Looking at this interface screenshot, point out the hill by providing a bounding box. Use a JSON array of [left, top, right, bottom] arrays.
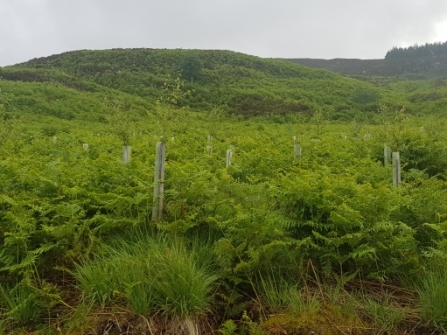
[[5, 48, 410, 120], [285, 56, 447, 79]]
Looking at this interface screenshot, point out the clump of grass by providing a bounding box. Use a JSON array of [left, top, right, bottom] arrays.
[[73, 233, 217, 333], [0, 280, 43, 325], [74, 259, 118, 308], [417, 268, 447, 328], [340, 292, 359, 319], [363, 295, 406, 334], [0, 278, 60, 334], [154, 244, 217, 318], [324, 284, 360, 321], [287, 289, 321, 317], [255, 273, 297, 315], [75, 234, 163, 313]]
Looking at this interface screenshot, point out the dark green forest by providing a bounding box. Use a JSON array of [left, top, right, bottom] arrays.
[[385, 41, 447, 59], [1, 48, 447, 335]]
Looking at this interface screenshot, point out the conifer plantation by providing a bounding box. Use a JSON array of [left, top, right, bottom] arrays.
[[1, 48, 447, 334]]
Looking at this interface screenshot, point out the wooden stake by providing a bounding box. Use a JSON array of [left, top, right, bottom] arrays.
[[152, 142, 166, 221], [83, 143, 89, 151]]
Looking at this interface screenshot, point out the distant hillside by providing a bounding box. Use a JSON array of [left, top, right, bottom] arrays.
[[286, 56, 447, 79], [5, 48, 410, 120]]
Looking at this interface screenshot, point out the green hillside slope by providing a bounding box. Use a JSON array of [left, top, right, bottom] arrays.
[[0, 67, 159, 124], [11, 49, 409, 118]]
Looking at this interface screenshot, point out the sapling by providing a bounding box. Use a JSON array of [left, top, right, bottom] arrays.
[[110, 111, 132, 163], [152, 141, 166, 221], [311, 111, 326, 138]]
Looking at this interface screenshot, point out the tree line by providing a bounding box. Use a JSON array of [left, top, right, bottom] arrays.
[[385, 41, 447, 59]]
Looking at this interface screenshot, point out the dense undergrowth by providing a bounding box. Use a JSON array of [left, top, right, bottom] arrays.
[[1, 49, 447, 334]]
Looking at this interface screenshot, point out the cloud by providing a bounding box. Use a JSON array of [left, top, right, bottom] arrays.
[[1, 0, 447, 65]]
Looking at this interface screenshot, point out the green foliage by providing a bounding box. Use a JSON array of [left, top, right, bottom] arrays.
[[218, 319, 238, 335], [255, 273, 298, 315], [2, 48, 447, 333], [0, 279, 60, 330], [0, 281, 42, 324], [12, 48, 409, 116], [275, 165, 417, 279], [417, 267, 447, 327], [363, 295, 406, 334], [287, 291, 321, 317], [74, 233, 217, 319], [41, 126, 58, 137], [154, 243, 217, 319], [180, 55, 203, 83], [240, 310, 264, 335], [105, 99, 133, 145], [351, 87, 380, 110]]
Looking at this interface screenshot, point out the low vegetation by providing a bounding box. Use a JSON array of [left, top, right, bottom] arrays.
[[1, 48, 447, 334]]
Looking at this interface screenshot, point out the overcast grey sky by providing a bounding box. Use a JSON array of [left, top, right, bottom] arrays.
[[1, 0, 447, 66]]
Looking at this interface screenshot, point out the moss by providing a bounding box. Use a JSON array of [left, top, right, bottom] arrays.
[[262, 304, 365, 335]]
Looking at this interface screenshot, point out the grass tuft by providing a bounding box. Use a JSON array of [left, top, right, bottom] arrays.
[[256, 273, 298, 315], [363, 295, 406, 334], [74, 233, 217, 323], [154, 243, 217, 319], [417, 268, 447, 328], [0, 280, 43, 325]]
